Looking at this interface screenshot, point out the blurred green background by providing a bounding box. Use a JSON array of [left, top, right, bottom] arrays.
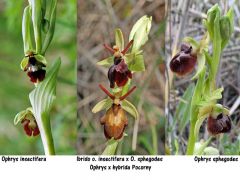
[[0, 0, 77, 154]]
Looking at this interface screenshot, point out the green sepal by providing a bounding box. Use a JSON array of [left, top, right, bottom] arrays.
[[14, 107, 34, 125], [96, 56, 114, 67], [121, 99, 138, 120], [211, 104, 229, 118], [92, 98, 112, 113], [115, 28, 124, 51], [20, 57, 29, 70], [183, 36, 199, 50]]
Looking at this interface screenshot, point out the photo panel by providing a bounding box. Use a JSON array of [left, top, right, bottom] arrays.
[[166, 0, 239, 155], [0, 0, 77, 155], [77, 0, 166, 155]]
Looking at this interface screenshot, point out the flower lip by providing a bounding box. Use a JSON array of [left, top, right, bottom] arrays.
[[207, 113, 231, 135], [25, 56, 46, 83], [107, 59, 132, 88], [170, 43, 197, 76], [21, 118, 40, 137], [100, 104, 128, 140]]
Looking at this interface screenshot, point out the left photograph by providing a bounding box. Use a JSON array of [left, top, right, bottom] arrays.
[[0, 0, 77, 155]]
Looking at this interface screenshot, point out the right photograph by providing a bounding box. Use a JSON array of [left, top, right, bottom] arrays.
[[166, 0, 240, 155]]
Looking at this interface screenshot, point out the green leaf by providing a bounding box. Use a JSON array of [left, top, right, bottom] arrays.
[[22, 6, 33, 54], [115, 28, 124, 51], [30, 58, 61, 116], [102, 139, 119, 155], [129, 15, 152, 52], [121, 99, 138, 120], [92, 98, 112, 113], [191, 53, 205, 80], [96, 56, 113, 67], [173, 83, 195, 133], [29, 58, 61, 155]]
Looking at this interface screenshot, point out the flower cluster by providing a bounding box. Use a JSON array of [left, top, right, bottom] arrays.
[[92, 16, 152, 142]]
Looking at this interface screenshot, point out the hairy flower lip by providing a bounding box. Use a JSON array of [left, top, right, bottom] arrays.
[[207, 113, 231, 135], [170, 44, 197, 76], [21, 119, 40, 137], [25, 56, 46, 83], [108, 59, 132, 88], [100, 104, 128, 140]]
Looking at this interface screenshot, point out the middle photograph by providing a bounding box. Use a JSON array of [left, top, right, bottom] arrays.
[[77, 0, 166, 155]]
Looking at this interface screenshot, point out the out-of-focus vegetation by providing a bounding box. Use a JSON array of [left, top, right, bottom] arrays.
[[77, 0, 166, 155], [0, 0, 77, 155]]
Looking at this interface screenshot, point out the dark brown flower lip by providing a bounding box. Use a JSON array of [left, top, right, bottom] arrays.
[[24, 56, 46, 83], [170, 44, 197, 76], [207, 113, 231, 135], [107, 59, 132, 88], [21, 119, 40, 137]]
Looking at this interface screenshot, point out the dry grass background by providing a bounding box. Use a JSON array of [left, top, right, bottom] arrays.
[[77, 0, 166, 155], [166, 0, 240, 154]]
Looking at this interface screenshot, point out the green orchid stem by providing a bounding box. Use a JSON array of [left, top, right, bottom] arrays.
[[40, 113, 55, 155], [186, 121, 196, 155]]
